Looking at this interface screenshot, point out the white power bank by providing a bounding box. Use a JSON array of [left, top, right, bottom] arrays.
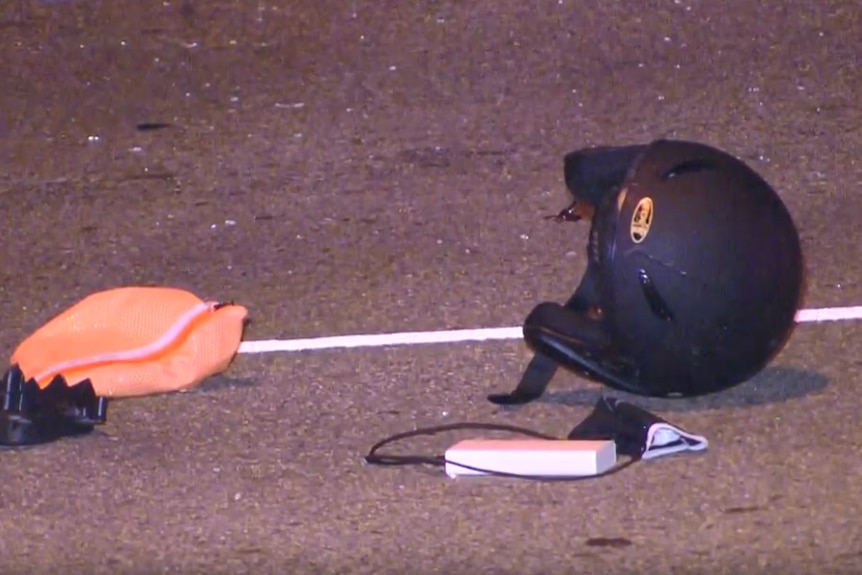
[[444, 439, 617, 478]]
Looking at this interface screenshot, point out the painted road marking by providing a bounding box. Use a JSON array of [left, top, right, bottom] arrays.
[[237, 305, 862, 354]]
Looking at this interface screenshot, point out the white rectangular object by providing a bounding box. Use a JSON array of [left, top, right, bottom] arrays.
[[444, 439, 617, 478]]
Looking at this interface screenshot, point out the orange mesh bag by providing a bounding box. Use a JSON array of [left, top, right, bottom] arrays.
[[10, 286, 249, 398]]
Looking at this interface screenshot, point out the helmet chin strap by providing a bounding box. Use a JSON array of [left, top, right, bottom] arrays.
[[487, 262, 604, 406]]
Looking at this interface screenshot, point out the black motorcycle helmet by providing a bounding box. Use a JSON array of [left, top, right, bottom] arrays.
[[489, 139, 805, 403]]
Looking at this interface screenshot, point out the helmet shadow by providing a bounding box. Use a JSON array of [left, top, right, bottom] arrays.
[[539, 364, 829, 412]]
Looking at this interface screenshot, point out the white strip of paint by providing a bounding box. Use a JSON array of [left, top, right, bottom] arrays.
[[236, 305, 862, 355], [238, 327, 523, 354], [794, 306, 862, 323]]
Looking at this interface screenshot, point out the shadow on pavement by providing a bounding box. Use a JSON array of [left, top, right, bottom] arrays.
[[538, 365, 829, 413]]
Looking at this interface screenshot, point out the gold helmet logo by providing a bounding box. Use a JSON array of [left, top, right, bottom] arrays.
[[630, 197, 654, 244]]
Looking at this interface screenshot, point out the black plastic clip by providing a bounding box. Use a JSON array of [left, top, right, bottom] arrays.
[[1, 364, 108, 447]]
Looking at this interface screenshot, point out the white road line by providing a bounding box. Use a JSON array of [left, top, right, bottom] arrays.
[[238, 327, 523, 354], [236, 305, 862, 355], [795, 306, 862, 323]]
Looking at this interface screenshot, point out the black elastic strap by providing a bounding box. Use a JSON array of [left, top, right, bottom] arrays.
[[487, 267, 602, 406], [486, 353, 560, 406], [364, 422, 638, 481]]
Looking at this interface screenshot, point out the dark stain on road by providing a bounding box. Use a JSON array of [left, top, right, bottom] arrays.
[[585, 537, 632, 548]]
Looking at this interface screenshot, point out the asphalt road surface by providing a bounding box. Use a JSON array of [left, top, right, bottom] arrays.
[[2, 1, 862, 574]]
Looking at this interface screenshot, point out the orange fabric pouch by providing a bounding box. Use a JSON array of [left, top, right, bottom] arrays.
[[9, 286, 249, 398]]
